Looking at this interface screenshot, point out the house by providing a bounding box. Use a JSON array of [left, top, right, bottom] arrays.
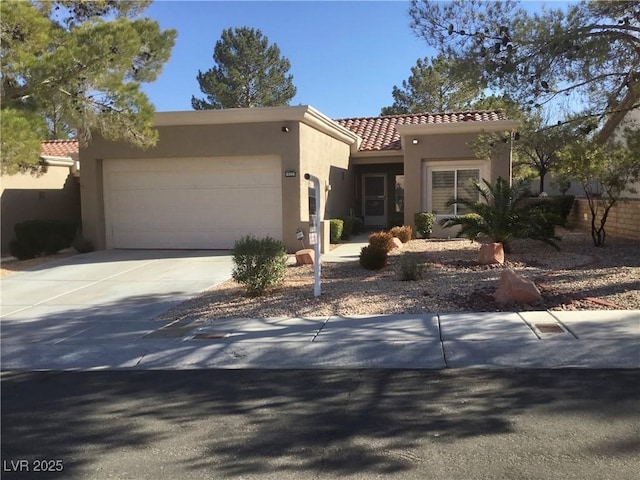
[[80, 106, 516, 253], [0, 140, 80, 254]]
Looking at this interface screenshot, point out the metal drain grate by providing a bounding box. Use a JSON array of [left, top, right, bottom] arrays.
[[193, 333, 228, 340], [535, 323, 565, 334]]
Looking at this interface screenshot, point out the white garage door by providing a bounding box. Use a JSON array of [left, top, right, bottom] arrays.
[[103, 156, 282, 249]]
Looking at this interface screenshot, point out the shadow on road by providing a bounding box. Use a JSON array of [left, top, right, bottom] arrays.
[[1, 369, 639, 479]]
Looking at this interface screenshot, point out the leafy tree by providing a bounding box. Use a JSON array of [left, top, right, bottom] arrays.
[[192, 27, 296, 110], [409, 0, 640, 128], [439, 177, 560, 252], [558, 125, 640, 247], [472, 111, 576, 194], [381, 54, 482, 115], [0, 1, 177, 175]]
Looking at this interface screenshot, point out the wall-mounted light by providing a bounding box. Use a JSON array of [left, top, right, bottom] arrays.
[[412, 138, 419, 145], [281, 126, 289, 133]]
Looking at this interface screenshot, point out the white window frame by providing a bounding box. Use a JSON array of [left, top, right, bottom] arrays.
[[423, 160, 488, 220]]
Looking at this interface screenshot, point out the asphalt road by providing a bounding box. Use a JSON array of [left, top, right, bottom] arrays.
[[1, 369, 639, 480]]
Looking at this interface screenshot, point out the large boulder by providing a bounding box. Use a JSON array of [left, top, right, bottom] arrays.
[[493, 269, 543, 304], [295, 248, 315, 266], [478, 242, 504, 265]]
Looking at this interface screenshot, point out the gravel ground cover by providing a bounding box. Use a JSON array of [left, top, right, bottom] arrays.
[[157, 229, 640, 323], [0, 251, 76, 277]]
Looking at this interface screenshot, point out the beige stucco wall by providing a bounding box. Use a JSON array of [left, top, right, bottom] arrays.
[[1, 167, 80, 253], [80, 119, 353, 253], [298, 122, 353, 252], [401, 131, 511, 237]]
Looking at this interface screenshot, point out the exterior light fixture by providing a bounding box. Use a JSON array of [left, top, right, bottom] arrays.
[[412, 138, 419, 145], [281, 126, 289, 133]]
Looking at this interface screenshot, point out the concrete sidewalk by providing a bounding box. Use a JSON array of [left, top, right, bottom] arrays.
[[2, 310, 638, 370]]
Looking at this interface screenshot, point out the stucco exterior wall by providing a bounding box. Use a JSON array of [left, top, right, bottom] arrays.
[[298, 122, 353, 252], [1, 168, 80, 254], [80, 118, 354, 253], [401, 131, 510, 236], [81, 122, 302, 251]]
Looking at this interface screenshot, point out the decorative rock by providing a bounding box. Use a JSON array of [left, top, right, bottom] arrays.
[[295, 249, 315, 266], [493, 269, 543, 304], [392, 237, 403, 250], [478, 242, 504, 265]]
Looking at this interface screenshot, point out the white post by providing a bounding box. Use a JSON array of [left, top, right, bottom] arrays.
[[304, 173, 322, 297]]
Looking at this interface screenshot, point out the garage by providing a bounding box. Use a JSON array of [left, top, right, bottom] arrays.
[[103, 156, 282, 249]]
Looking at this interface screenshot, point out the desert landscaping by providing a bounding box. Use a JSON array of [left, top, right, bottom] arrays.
[[156, 228, 640, 323]]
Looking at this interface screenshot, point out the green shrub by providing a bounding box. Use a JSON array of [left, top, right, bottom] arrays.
[[359, 245, 388, 270], [531, 196, 575, 226], [232, 236, 288, 296], [340, 217, 354, 240], [72, 235, 94, 254], [12, 220, 77, 257], [329, 219, 344, 244], [9, 239, 37, 260], [390, 225, 412, 243], [397, 254, 425, 281], [352, 217, 364, 235], [439, 178, 560, 252], [414, 212, 436, 238], [368, 231, 395, 252]]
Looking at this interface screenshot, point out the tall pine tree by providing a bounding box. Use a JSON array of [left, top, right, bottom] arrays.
[[192, 27, 296, 110], [381, 54, 482, 115]]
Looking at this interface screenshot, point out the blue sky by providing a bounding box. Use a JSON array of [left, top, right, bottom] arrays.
[[141, 1, 551, 119]]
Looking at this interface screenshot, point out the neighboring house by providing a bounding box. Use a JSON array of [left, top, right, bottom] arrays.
[[0, 140, 80, 254], [80, 106, 516, 253]]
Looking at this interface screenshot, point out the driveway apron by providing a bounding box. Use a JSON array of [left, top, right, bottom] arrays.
[[0, 250, 232, 346]]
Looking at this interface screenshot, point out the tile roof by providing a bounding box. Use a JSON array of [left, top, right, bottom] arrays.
[[41, 140, 79, 158], [335, 110, 507, 152]]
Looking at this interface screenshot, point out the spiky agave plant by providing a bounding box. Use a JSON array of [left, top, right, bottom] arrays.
[[439, 177, 560, 253]]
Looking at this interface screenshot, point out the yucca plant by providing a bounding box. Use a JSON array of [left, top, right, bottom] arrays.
[[439, 177, 560, 253]]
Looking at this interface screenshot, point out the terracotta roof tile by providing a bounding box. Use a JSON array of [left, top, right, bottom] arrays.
[[41, 140, 79, 158], [335, 110, 507, 152]]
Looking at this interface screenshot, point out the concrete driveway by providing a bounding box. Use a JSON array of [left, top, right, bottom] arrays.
[[1, 250, 233, 346]]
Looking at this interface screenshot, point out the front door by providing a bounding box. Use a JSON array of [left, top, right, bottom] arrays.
[[362, 174, 387, 227]]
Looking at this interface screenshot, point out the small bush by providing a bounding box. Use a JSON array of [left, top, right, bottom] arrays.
[[329, 219, 344, 244], [12, 220, 76, 257], [340, 217, 354, 240], [359, 245, 388, 270], [72, 235, 94, 254], [232, 235, 288, 296], [414, 212, 436, 238], [390, 225, 412, 243], [368, 231, 395, 252], [9, 239, 37, 260], [551, 195, 576, 225], [397, 254, 425, 281], [352, 217, 364, 235]]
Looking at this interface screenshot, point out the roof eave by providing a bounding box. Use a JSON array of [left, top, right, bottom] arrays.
[[153, 106, 362, 152], [395, 119, 519, 136], [40, 155, 75, 167]]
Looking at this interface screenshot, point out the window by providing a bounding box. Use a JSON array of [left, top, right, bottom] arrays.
[[431, 169, 480, 215], [395, 175, 404, 213]]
